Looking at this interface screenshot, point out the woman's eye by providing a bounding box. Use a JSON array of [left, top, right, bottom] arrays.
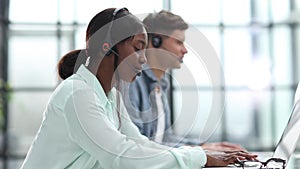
[[134, 47, 141, 52]]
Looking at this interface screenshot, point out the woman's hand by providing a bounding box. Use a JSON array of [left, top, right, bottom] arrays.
[[205, 151, 257, 167]]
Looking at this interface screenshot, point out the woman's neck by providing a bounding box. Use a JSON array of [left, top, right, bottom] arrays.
[[96, 56, 116, 95], [97, 75, 113, 95]]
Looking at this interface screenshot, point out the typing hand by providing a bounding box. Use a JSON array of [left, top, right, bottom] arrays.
[[205, 151, 257, 167]]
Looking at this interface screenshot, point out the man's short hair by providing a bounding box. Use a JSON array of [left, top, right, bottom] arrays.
[[143, 10, 188, 36]]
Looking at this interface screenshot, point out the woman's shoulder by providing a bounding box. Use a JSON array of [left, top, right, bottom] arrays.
[[50, 77, 92, 107]]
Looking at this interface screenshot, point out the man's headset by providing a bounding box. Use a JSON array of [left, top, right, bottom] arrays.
[[151, 34, 162, 48]]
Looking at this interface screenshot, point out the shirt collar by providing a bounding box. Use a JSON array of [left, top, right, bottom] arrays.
[[142, 64, 169, 91], [142, 64, 157, 82], [76, 64, 109, 104]]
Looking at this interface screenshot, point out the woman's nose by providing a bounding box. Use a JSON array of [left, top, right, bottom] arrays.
[[139, 51, 147, 65]]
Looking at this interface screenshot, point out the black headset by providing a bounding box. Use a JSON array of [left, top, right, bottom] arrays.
[[151, 34, 162, 48], [102, 7, 129, 56]]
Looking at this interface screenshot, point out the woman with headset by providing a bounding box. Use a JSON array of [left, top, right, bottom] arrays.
[[21, 8, 256, 169]]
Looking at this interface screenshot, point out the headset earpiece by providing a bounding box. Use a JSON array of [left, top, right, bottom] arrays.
[[101, 7, 129, 56], [85, 7, 128, 68], [151, 35, 162, 48], [102, 42, 112, 56]]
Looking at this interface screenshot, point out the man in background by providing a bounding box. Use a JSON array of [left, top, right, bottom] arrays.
[[122, 10, 245, 151]]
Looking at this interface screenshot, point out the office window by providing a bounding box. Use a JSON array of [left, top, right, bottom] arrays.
[[222, 0, 251, 25], [272, 26, 292, 86], [225, 90, 269, 148], [253, 0, 269, 23], [170, 0, 299, 153], [8, 32, 58, 88], [297, 28, 300, 80], [223, 28, 252, 86], [9, 1, 58, 23], [1, 0, 299, 168], [172, 0, 221, 24], [270, 0, 291, 23], [8, 92, 52, 155]]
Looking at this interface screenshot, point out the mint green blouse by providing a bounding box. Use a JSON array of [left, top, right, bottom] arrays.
[[20, 65, 207, 169]]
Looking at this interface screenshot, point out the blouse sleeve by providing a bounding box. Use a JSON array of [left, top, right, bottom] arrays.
[[64, 88, 206, 169]]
